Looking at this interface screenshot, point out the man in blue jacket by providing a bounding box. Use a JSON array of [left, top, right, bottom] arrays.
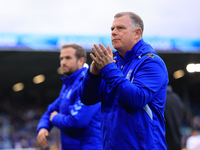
[[37, 44, 102, 150], [80, 12, 169, 149]]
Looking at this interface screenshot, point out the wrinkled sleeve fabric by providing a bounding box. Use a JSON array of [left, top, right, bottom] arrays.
[[37, 95, 60, 133], [51, 95, 101, 131], [80, 68, 103, 105], [36, 88, 63, 133], [100, 58, 168, 109]]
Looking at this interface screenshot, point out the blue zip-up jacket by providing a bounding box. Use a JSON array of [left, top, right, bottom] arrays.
[[80, 39, 169, 150], [37, 67, 102, 150]]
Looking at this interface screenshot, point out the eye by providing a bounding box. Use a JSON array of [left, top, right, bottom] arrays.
[[111, 27, 114, 31], [66, 56, 71, 60]]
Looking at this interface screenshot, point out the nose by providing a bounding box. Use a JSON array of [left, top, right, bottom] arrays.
[[60, 59, 67, 66], [111, 28, 117, 37]]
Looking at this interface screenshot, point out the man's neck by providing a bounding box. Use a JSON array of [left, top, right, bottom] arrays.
[[117, 38, 142, 59]]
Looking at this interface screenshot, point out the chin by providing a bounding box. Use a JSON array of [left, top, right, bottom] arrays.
[[64, 72, 73, 76], [63, 72, 68, 75], [112, 43, 119, 49], [113, 46, 120, 50]]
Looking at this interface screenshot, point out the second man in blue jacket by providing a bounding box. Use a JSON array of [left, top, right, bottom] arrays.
[[37, 44, 102, 150]]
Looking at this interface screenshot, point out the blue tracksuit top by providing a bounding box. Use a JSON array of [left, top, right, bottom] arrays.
[[80, 39, 169, 150], [37, 67, 103, 150]]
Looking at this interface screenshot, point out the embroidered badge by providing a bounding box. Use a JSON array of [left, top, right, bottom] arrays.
[[66, 89, 72, 99], [126, 70, 133, 80]]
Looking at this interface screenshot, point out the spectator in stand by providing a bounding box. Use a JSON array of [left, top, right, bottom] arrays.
[[164, 85, 184, 150], [37, 44, 102, 150], [186, 127, 200, 150]]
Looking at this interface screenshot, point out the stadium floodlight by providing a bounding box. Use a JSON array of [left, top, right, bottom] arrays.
[[13, 82, 24, 92], [173, 69, 185, 79], [186, 63, 200, 73], [33, 74, 45, 84]]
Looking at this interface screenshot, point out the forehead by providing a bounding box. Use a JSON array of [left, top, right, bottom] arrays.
[[111, 15, 131, 27], [60, 47, 76, 56]]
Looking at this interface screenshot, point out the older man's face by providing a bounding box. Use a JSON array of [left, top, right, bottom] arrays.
[[111, 15, 137, 53]]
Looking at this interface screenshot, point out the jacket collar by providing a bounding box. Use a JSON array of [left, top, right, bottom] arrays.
[[61, 67, 87, 86], [115, 39, 144, 64]]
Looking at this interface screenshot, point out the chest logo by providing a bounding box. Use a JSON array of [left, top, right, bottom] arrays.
[[66, 89, 72, 99], [62, 93, 65, 99], [126, 70, 133, 80]]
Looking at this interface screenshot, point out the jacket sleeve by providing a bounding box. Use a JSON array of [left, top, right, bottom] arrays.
[[36, 86, 64, 133], [51, 94, 101, 130], [100, 58, 168, 109], [80, 68, 103, 105]]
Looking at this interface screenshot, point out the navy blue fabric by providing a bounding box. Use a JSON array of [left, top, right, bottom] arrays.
[[37, 67, 102, 150], [80, 39, 169, 150]]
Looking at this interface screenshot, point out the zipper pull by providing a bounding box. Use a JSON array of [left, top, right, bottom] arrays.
[[121, 65, 123, 71]]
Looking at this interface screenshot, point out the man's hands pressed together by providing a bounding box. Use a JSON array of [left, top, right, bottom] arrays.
[[89, 44, 114, 75]]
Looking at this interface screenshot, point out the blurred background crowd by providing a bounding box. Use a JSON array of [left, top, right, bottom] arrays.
[[0, 93, 61, 150]]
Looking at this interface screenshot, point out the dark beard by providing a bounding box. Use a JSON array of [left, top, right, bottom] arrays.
[[63, 72, 73, 76]]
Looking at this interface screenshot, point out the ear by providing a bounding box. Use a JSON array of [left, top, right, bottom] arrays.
[[135, 28, 142, 39], [78, 57, 85, 68]]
